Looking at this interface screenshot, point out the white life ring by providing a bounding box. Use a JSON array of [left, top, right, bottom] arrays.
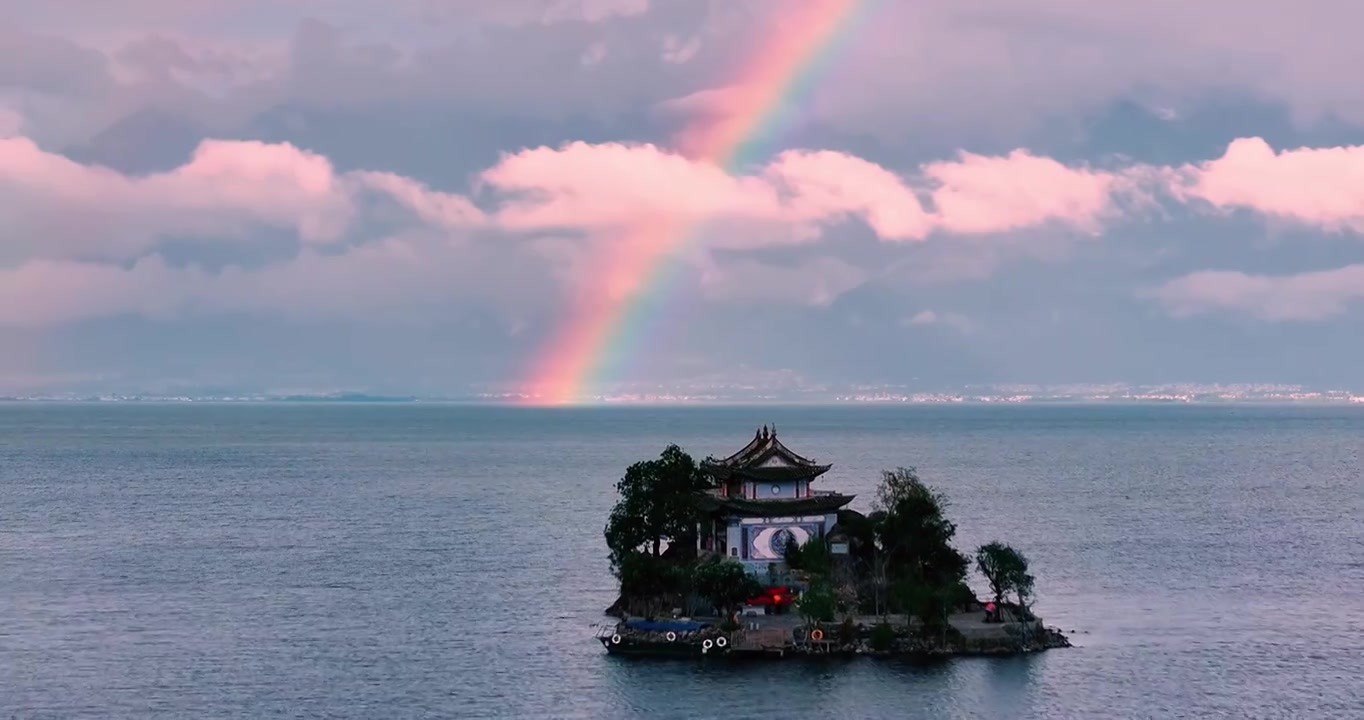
[[666, 631, 677, 642], [702, 639, 714, 650], [610, 634, 621, 645], [716, 636, 728, 648]]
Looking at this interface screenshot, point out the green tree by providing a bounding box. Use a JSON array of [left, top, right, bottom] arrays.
[[783, 535, 833, 578], [691, 559, 761, 616], [871, 468, 970, 623], [796, 580, 838, 624], [873, 468, 969, 588], [615, 550, 687, 601], [604, 444, 709, 570], [975, 541, 1035, 607]]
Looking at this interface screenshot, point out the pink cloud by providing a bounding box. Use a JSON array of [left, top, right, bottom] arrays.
[[13, 129, 1364, 329], [1173, 137, 1364, 233], [924, 150, 1124, 235], [0, 134, 502, 269], [0, 136, 353, 263], [159, 140, 349, 240], [1147, 264, 1364, 321], [481, 141, 783, 229], [354, 171, 486, 229], [764, 150, 931, 240], [652, 86, 758, 160], [480, 141, 1117, 244]]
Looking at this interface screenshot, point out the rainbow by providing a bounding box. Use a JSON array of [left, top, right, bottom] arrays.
[[522, 0, 878, 404]]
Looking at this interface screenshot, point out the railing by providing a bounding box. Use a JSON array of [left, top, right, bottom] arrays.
[[591, 622, 619, 640]]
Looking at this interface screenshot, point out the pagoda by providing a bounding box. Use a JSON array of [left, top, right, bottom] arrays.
[[695, 425, 854, 578]]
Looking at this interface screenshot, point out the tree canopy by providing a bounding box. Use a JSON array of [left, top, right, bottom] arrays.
[[604, 444, 715, 615], [873, 467, 970, 588], [604, 443, 709, 570], [869, 468, 971, 625], [783, 534, 833, 577], [975, 541, 1035, 607], [691, 559, 762, 615]]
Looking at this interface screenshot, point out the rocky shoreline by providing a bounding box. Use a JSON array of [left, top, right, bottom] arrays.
[[597, 616, 1072, 659]]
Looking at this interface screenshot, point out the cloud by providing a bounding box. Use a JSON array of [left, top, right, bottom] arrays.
[[0, 231, 551, 327], [0, 136, 355, 265], [11, 130, 1364, 329], [15, 0, 1364, 158], [661, 34, 701, 64], [481, 141, 781, 231], [923, 150, 1129, 235], [1147, 265, 1364, 321], [1172, 137, 1364, 233], [0, 132, 1138, 327], [14, 2, 1364, 392], [580, 41, 608, 66], [904, 309, 974, 333], [0, 107, 21, 137], [0, 28, 111, 95], [699, 256, 869, 306], [11, 0, 651, 32], [763, 150, 932, 240], [418, 0, 653, 26], [769, 0, 1364, 141], [538, 0, 650, 24], [480, 141, 1126, 245], [352, 171, 486, 229]]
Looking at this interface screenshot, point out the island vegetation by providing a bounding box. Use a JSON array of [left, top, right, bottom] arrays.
[[601, 443, 1069, 657]]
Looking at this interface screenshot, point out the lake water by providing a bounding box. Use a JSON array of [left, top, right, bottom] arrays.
[[1, 403, 1361, 718]]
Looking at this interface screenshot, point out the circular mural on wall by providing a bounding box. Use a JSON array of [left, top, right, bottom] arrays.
[[750, 525, 812, 560]]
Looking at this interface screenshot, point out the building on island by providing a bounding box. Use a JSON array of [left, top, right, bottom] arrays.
[[695, 426, 854, 588]]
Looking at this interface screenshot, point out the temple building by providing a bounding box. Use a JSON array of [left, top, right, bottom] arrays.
[[695, 426, 854, 579]]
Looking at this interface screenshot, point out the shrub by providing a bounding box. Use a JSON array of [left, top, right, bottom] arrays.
[[797, 582, 838, 623], [838, 616, 857, 644], [870, 622, 896, 652]]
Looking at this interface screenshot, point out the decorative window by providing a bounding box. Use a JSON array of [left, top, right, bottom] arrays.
[[770, 484, 781, 495]]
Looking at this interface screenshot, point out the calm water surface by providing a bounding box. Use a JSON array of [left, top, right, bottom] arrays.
[[1, 403, 1361, 718]]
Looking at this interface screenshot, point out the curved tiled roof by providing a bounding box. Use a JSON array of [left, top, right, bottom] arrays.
[[703, 426, 825, 470], [694, 493, 855, 517], [704, 464, 832, 482]]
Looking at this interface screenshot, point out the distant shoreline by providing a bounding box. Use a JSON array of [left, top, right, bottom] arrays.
[[3, 396, 1363, 406]]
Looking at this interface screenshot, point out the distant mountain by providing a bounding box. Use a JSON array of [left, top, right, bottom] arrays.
[[64, 107, 208, 174], [277, 393, 420, 402]]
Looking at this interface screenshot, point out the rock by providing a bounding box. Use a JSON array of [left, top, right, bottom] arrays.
[[1042, 627, 1072, 648]]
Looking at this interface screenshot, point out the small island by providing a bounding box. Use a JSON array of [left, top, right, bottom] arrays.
[[595, 426, 1071, 658]]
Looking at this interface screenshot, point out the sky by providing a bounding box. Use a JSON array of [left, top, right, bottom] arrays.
[[3, 0, 1364, 399]]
